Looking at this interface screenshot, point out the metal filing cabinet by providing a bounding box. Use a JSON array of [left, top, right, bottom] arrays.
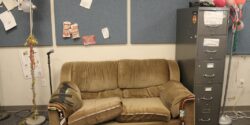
[[176, 7, 229, 125]]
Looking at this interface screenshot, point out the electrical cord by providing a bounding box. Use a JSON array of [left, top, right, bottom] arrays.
[[224, 58, 250, 120]]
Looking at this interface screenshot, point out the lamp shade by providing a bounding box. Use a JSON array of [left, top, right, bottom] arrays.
[[214, 0, 227, 7], [20, 0, 36, 13]]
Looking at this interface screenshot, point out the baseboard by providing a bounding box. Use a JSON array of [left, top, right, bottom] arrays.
[[0, 105, 47, 112], [224, 106, 250, 112]]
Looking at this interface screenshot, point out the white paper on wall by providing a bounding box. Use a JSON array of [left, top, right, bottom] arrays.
[[0, 11, 17, 31], [80, 0, 93, 9], [204, 11, 224, 26], [203, 38, 220, 47], [2, 0, 18, 10], [19, 48, 43, 79], [102, 27, 110, 39]]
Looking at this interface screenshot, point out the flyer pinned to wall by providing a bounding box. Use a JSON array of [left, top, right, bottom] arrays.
[[0, 11, 17, 31], [19, 48, 43, 79]]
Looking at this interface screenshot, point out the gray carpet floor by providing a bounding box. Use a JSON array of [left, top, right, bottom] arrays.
[[0, 110, 250, 125], [0, 110, 49, 125], [226, 111, 250, 125]]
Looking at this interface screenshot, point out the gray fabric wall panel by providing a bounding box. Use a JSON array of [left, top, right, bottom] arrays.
[[131, 0, 188, 44], [232, 2, 250, 55], [0, 0, 52, 47], [54, 0, 127, 46]]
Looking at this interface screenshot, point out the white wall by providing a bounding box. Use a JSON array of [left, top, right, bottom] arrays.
[[223, 56, 250, 106], [0, 0, 250, 106], [0, 45, 175, 106]]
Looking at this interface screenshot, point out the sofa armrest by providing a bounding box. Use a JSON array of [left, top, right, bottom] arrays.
[[48, 82, 83, 122], [159, 81, 194, 118], [48, 110, 61, 125], [181, 99, 195, 125]]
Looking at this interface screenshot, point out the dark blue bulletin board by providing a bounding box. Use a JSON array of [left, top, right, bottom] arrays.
[[131, 0, 188, 44], [0, 0, 52, 47], [231, 1, 250, 55], [54, 0, 127, 46]]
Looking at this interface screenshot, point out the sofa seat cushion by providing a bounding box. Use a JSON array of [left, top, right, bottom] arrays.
[[117, 98, 171, 122], [68, 97, 122, 125]]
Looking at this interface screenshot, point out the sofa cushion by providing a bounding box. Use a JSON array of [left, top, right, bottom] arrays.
[[122, 86, 161, 98], [118, 59, 169, 89], [71, 61, 118, 92], [117, 98, 171, 122], [81, 88, 123, 99], [68, 97, 122, 125]]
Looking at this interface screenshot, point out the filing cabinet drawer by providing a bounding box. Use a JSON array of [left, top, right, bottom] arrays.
[[197, 35, 227, 60], [197, 10, 228, 35], [195, 60, 225, 83], [194, 84, 222, 125], [196, 112, 220, 125], [194, 84, 222, 110]]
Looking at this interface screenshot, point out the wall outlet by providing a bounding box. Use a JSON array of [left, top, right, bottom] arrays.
[[237, 78, 245, 88]]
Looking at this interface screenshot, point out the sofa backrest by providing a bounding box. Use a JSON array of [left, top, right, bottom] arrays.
[[60, 61, 118, 92], [118, 59, 170, 89], [60, 59, 180, 99]]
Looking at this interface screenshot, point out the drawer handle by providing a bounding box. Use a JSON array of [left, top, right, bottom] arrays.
[[202, 109, 211, 113], [200, 118, 211, 122], [203, 74, 215, 78], [200, 97, 213, 101], [204, 50, 217, 53]]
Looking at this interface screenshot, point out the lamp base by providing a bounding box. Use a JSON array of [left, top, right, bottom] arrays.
[[26, 115, 46, 125], [0, 111, 10, 121], [219, 115, 232, 125]]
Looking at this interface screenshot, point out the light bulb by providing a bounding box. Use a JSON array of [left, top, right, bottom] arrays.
[[20, 0, 36, 13]]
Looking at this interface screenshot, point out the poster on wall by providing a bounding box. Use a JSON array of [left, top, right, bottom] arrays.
[[19, 48, 43, 79]]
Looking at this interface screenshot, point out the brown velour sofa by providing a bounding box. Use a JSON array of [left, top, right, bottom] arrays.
[[48, 59, 194, 125]]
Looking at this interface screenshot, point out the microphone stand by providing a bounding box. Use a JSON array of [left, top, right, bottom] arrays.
[[47, 50, 54, 95]]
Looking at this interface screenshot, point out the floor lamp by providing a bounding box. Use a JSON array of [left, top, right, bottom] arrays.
[[23, 0, 46, 124], [219, 29, 235, 125]]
